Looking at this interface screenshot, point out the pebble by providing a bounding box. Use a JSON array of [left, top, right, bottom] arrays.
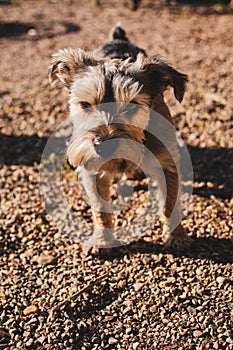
[[23, 305, 38, 315], [108, 337, 118, 345], [36, 254, 57, 266], [216, 276, 226, 285], [149, 305, 157, 313], [187, 306, 197, 315], [26, 338, 34, 347], [28, 28, 37, 36], [133, 283, 144, 292], [125, 327, 132, 334], [193, 330, 202, 338]]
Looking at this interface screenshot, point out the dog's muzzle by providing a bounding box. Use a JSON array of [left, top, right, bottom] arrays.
[[94, 137, 119, 158]]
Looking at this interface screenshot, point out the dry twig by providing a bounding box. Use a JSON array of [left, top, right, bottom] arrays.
[[47, 272, 109, 322]]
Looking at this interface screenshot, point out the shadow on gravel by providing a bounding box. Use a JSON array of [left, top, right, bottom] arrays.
[[129, 0, 233, 15], [117, 236, 233, 264], [174, 0, 230, 5], [188, 146, 233, 199], [1, 134, 232, 199], [188, 236, 233, 263], [0, 0, 13, 4], [0, 22, 33, 37], [0, 134, 48, 165], [0, 21, 80, 39], [166, 1, 232, 15]]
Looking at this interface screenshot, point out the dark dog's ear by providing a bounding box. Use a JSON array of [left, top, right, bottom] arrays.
[[128, 55, 188, 102], [109, 23, 129, 42], [49, 48, 98, 88]]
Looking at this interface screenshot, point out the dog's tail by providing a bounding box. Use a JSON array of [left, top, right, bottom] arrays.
[[109, 23, 129, 42]]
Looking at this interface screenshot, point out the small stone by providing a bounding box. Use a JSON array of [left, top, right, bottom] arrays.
[[125, 327, 132, 334], [205, 93, 226, 105], [187, 306, 197, 315], [161, 318, 169, 324], [37, 254, 57, 266], [197, 181, 206, 188], [226, 337, 233, 344], [196, 268, 202, 275], [23, 331, 30, 337], [23, 305, 38, 315], [133, 342, 140, 349], [37, 336, 46, 344], [28, 28, 37, 36], [103, 315, 114, 322], [193, 330, 202, 337], [133, 282, 144, 292], [0, 328, 9, 337], [142, 256, 151, 264], [26, 338, 34, 347], [108, 337, 118, 345], [149, 305, 157, 313], [216, 276, 226, 285]]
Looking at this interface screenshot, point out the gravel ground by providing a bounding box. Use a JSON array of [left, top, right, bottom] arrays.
[[0, 1, 233, 349]]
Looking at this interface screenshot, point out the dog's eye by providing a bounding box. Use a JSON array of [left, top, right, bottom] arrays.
[[80, 101, 92, 110]]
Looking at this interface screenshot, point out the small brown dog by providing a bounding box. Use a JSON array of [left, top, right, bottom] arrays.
[[49, 25, 192, 255]]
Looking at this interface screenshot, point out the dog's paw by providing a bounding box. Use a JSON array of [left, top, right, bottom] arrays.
[[82, 245, 114, 257], [82, 234, 123, 256], [164, 225, 193, 253]]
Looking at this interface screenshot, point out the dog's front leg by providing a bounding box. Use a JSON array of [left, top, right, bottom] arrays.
[[162, 166, 192, 252], [78, 167, 116, 255]]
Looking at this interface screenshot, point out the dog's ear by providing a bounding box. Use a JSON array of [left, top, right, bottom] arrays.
[[49, 48, 97, 88], [129, 55, 188, 103]]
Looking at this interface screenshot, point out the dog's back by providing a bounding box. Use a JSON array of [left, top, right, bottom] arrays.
[[93, 24, 146, 60]]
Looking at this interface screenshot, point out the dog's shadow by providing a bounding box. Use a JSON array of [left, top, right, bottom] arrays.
[[109, 235, 233, 264], [65, 235, 232, 326], [187, 146, 233, 200]]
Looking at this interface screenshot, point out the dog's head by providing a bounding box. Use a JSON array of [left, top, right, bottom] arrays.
[[49, 49, 188, 173]]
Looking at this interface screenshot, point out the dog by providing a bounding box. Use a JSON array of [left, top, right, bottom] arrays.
[[49, 24, 192, 255]]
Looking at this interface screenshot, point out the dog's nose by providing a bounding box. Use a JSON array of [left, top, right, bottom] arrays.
[[94, 137, 119, 158]]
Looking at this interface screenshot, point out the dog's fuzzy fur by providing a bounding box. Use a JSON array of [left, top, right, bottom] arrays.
[[49, 24, 192, 254]]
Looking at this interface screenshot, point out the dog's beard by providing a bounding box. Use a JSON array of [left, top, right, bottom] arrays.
[[67, 133, 145, 174], [67, 135, 98, 168]]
